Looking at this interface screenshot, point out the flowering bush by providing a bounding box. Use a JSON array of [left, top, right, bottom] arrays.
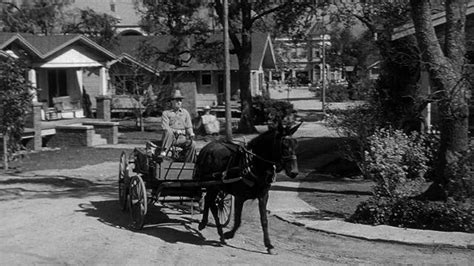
[[364, 128, 432, 198]]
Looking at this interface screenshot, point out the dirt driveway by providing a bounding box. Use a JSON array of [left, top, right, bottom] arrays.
[[1, 155, 472, 265]]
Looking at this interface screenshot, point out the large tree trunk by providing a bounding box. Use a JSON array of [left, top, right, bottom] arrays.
[[237, 32, 257, 133], [236, 0, 257, 133], [410, 0, 471, 200]]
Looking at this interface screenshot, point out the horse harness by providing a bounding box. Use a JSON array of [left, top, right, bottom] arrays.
[[216, 135, 295, 187]]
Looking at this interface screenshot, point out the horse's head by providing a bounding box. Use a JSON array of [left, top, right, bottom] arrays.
[[275, 122, 301, 179]]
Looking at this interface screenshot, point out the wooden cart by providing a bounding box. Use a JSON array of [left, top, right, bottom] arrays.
[[118, 142, 233, 230]]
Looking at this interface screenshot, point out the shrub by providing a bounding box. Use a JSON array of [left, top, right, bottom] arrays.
[[365, 128, 432, 198], [252, 95, 295, 126], [325, 83, 350, 102], [326, 103, 384, 174], [349, 197, 393, 225], [350, 197, 473, 232]]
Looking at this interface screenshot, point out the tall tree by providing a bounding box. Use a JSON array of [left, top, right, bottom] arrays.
[[63, 8, 120, 49], [410, 0, 471, 200], [0, 0, 72, 35], [138, 0, 314, 133]]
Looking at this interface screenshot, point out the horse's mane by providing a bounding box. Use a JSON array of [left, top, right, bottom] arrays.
[[247, 128, 276, 150]]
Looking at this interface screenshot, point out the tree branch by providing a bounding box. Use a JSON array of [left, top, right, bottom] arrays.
[[250, 2, 291, 25]]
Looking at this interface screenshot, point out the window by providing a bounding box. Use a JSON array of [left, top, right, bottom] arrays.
[[312, 48, 321, 59], [201, 72, 212, 86]]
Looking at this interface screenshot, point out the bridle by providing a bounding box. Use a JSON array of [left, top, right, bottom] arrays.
[[241, 132, 297, 185]]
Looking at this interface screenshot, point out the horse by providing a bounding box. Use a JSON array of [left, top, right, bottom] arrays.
[[193, 122, 302, 254]]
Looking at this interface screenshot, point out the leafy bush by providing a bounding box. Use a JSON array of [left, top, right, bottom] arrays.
[[325, 83, 350, 102], [365, 128, 432, 198], [0, 57, 33, 169], [326, 104, 384, 173], [350, 197, 473, 232], [252, 95, 295, 127]]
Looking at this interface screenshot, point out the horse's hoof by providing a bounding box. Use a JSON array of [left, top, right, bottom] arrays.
[[220, 237, 227, 245], [223, 231, 234, 239], [267, 248, 277, 255], [198, 222, 206, 230]]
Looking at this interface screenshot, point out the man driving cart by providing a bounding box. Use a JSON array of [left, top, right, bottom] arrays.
[[160, 89, 196, 162]]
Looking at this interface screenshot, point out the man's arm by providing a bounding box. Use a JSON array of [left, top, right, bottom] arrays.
[[161, 111, 173, 132], [183, 110, 195, 137]]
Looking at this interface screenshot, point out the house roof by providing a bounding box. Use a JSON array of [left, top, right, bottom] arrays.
[[0, 33, 116, 60], [392, 2, 474, 40], [111, 32, 276, 72]]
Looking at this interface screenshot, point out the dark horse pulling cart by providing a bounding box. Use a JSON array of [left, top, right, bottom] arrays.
[[118, 140, 234, 230], [118, 122, 301, 254]]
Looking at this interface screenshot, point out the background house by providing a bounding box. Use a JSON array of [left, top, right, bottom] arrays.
[[111, 32, 277, 117], [0, 33, 116, 120]]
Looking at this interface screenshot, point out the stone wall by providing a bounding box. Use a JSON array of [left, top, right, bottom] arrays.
[[83, 121, 119, 144], [48, 125, 94, 147]]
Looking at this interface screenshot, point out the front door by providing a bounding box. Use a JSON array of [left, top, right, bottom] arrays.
[[47, 69, 68, 107]]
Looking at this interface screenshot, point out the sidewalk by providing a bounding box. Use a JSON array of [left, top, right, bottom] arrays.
[[268, 181, 474, 250]]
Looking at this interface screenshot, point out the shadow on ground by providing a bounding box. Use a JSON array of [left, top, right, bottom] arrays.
[[0, 175, 116, 200], [78, 200, 224, 248]]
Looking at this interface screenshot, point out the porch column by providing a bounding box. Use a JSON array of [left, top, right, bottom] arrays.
[[31, 102, 43, 150], [100, 66, 108, 95], [76, 68, 83, 92], [28, 69, 38, 102]]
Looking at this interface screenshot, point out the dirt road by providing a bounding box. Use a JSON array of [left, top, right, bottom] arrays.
[[0, 161, 471, 265]]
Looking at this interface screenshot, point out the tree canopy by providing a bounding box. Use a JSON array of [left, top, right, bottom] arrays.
[[0, 0, 72, 35]]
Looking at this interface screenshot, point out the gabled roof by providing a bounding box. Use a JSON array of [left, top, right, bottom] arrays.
[[111, 32, 276, 72], [0, 33, 116, 60]]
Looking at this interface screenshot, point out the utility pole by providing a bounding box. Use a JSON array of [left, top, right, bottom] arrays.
[[223, 0, 232, 141], [321, 34, 326, 114]]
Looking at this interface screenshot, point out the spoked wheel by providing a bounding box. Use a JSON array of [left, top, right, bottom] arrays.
[[129, 175, 148, 230], [118, 151, 128, 211], [216, 191, 233, 227]]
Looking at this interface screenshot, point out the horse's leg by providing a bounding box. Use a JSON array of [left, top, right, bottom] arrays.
[[223, 196, 244, 240], [198, 191, 212, 230], [258, 192, 275, 254], [208, 193, 226, 244]]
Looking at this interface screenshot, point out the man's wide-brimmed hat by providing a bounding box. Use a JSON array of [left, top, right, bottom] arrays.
[[171, 89, 184, 100]]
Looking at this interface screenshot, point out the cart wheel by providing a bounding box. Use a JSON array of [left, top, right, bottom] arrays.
[[129, 175, 147, 230], [118, 151, 128, 211], [216, 192, 233, 227]]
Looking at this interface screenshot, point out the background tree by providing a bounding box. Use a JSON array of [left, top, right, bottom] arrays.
[[0, 1, 119, 50], [0, 56, 33, 171], [333, 1, 428, 130], [62, 8, 120, 50], [137, 0, 316, 133], [410, 0, 471, 200], [0, 0, 72, 35], [325, 27, 378, 100]]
